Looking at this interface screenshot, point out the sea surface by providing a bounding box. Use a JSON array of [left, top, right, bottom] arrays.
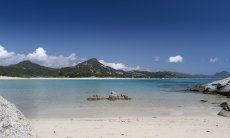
[[0, 78, 229, 118]]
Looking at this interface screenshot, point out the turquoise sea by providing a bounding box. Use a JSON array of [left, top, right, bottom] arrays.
[[0, 78, 229, 118]]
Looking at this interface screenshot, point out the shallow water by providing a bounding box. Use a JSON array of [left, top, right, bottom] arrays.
[[0, 78, 229, 118]]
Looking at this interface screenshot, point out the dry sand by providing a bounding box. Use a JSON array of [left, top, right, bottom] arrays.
[[30, 116, 230, 138]]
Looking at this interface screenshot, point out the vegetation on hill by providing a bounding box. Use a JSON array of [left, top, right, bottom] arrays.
[[60, 58, 131, 77], [0, 59, 229, 78], [0, 61, 59, 77]]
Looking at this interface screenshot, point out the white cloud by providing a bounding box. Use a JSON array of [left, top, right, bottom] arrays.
[[154, 56, 160, 62], [210, 57, 218, 63], [26, 47, 78, 68], [127, 66, 141, 71], [169, 55, 183, 63], [0, 45, 141, 70], [99, 60, 140, 71], [0, 46, 15, 58], [27, 47, 48, 61], [0, 45, 79, 68]]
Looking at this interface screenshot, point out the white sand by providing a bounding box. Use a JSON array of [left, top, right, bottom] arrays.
[[30, 116, 230, 138], [0, 76, 24, 79]]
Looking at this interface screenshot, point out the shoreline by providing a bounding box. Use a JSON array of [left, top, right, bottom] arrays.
[[0, 76, 218, 80], [30, 116, 230, 138]]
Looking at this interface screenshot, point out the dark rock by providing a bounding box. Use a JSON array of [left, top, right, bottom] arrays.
[[223, 106, 230, 111], [211, 102, 220, 105], [87, 92, 132, 101], [200, 100, 208, 103], [188, 85, 206, 92], [87, 94, 106, 101], [219, 102, 229, 108], [218, 109, 230, 117], [107, 91, 132, 101], [218, 102, 230, 117], [123, 95, 132, 100]]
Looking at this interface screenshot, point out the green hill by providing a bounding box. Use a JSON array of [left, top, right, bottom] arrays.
[[59, 58, 130, 77], [0, 60, 59, 77], [0, 58, 227, 78]]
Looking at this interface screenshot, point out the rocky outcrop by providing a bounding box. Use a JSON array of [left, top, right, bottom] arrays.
[[0, 96, 34, 137], [107, 91, 132, 101], [87, 91, 132, 101], [205, 77, 230, 93], [188, 78, 230, 117], [188, 77, 230, 96]]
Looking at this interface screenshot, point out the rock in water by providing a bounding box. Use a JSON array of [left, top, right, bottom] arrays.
[[189, 85, 206, 92], [107, 91, 132, 101], [87, 94, 106, 101], [0, 96, 34, 137], [200, 100, 208, 103]]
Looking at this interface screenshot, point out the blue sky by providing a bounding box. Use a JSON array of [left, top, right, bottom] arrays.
[[0, 0, 229, 74]]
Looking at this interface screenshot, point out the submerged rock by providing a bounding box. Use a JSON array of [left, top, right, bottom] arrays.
[[0, 96, 34, 137], [189, 85, 206, 92], [87, 92, 132, 101], [87, 94, 106, 101], [107, 91, 132, 101], [200, 100, 208, 103]]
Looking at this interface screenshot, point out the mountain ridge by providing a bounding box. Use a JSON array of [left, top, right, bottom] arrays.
[[0, 58, 229, 78]]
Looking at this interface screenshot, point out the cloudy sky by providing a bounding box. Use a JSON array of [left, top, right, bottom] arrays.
[[0, 0, 230, 74]]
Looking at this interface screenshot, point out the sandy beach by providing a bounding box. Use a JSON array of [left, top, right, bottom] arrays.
[[30, 116, 230, 138]]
